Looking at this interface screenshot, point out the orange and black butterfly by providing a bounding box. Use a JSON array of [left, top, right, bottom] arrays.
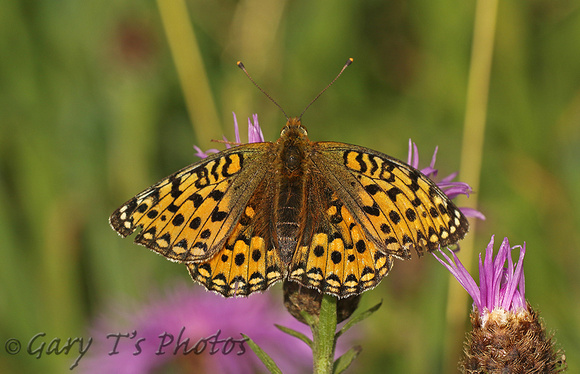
[[109, 59, 468, 298]]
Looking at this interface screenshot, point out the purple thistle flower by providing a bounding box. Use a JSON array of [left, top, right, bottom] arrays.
[[433, 237, 567, 372], [193, 113, 264, 159], [81, 284, 312, 374], [247, 113, 264, 143], [407, 139, 485, 220], [433, 235, 526, 318]]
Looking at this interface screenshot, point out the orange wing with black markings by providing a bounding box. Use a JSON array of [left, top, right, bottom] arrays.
[[187, 178, 285, 296], [279, 141, 468, 297], [288, 188, 394, 297], [311, 142, 468, 260], [109, 143, 275, 262], [110, 117, 468, 298]]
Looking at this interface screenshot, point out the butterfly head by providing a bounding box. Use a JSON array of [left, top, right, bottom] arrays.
[[280, 117, 308, 138]]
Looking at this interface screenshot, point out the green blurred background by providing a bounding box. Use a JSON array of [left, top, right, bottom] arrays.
[[1, 0, 579, 373]]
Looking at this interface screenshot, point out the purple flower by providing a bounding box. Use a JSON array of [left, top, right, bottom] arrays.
[[407, 139, 485, 220], [433, 235, 527, 318], [435, 237, 567, 372], [194, 113, 264, 158], [81, 284, 312, 374]]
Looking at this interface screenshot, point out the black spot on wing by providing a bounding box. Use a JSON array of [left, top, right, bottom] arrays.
[[211, 208, 228, 222], [208, 189, 225, 201], [188, 193, 203, 208], [407, 169, 421, 192], [330, 251, 342, 264], [355, 153, 367, 173], [387, 187, 402, 202], [363, 202, 381, 216], [170, 177, 182, 198], [172, 214, 185, 226], [368, 154, 379, 175], [234, 253, 245, 266], [364, 184, 380, 195], [189, 216, 201, 229], [314, 245, 325, 257]]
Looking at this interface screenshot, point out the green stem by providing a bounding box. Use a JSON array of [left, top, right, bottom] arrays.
[[312, 294, 338, 374]]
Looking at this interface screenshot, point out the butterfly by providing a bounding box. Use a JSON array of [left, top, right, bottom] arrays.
[[109, 114, 469, 298]]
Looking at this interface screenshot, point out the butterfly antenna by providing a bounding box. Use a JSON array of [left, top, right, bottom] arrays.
[[237, 61, 289, 120], [299, 58, 353, 120]]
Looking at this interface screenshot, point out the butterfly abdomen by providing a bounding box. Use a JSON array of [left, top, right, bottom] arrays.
[[273, 119, 314, 264], [275, 184, 302, 263]]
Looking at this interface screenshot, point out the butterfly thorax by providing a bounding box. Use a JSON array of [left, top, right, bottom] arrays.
[[278, 118, 310, 172], [274, 118, 312, 263]]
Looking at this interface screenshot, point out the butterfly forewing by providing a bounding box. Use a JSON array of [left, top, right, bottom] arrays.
[[311, 142, 468, 259], [109, 143, 275, 262]]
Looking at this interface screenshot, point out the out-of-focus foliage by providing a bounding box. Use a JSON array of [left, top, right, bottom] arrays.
[[0, 1, 578, 373]]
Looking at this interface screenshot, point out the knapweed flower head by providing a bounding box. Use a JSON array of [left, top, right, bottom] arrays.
[[434, 236, 567, 373], [407, 140, 485, 220], [434, 235, 525, 319], [81, 284, 312, 374]]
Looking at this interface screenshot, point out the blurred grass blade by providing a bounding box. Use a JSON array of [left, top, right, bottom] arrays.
[[156, 0, 222, 145], [275, 324, 313, 347], [335, 300, 382, 339], [241, 334, 283, 374], [446, 0, 498, 371], [333, 346, 362, 374]]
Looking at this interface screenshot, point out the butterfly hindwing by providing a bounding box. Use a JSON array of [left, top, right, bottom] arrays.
[[187, 177, 284, 296], [288, 184, 394, 297], [109, 143, 275, 262], [311, 142, 469, 259]]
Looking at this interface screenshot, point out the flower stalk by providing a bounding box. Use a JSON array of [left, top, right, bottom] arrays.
[[312, 294, 338, 374]]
